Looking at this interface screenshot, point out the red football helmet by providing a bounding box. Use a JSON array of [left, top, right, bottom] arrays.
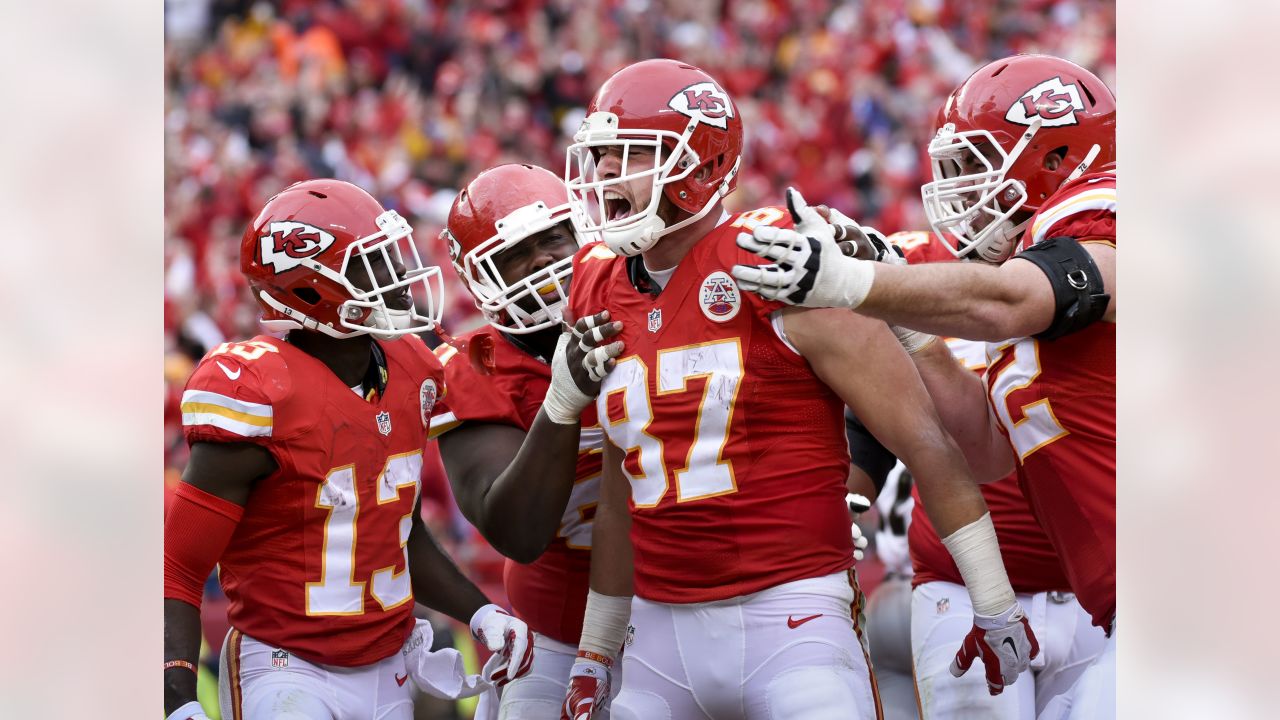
[[442, 164, 589, 334], [920, 54, 1116, 262], [565, 58, 743, 256], [240, 179, 444, 340]]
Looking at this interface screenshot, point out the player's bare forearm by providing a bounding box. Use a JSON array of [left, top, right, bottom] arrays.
[[862, 262, 1054, 341], [439, 416, 582, 563], [910, 341, 1015, 482], [407, 510, 492, 624], [163, 598, 202, 714], [588, 441, 633, 596], [785, 307, 991, 536]]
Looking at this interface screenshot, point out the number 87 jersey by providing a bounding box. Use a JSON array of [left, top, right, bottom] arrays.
[[568, 209, 857, 604], [180, 334, 444, 666]]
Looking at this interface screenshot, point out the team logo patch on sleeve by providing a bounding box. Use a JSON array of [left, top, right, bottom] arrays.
[[376, 410, 393, 436], [259, 221, 336, 274], [699, 271, 741, 322], [419, 378, 439, 427], [1005, 77, 1086, 127]]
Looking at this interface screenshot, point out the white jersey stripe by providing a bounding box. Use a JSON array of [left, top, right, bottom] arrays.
[[182, 411, 273, 438], [181, 389, 273, 419], [1031, 189, 1117, 246]]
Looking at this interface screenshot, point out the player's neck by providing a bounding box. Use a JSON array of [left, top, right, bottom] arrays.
[[504, 327, 559, 364], [286, 330, 374, 387], [642, 205, 724, 271]]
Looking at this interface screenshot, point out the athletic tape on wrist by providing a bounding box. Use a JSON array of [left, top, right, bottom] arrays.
[[578, 590, 631, 660], [940, 512, 1017, 617]]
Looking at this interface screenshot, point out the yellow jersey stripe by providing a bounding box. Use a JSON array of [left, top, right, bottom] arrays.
[[180, 402, 274, 427]]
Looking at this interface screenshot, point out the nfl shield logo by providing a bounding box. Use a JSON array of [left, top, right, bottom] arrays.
[[376, 411, 392, 436], [647, 308, 662, 333], [271, 649, 289, 669], [936, 598, 950, 615]]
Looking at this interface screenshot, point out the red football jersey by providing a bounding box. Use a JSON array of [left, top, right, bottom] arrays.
[[181, 334, 444, 666], [569, 209, 856, 604], [428, 326, 603, 645], [887, 232, 1071, 595], [990, 170, 1117, 628]]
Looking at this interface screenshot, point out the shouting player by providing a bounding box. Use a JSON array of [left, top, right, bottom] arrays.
[[559, 59, 1036, 720], [163, 180, 533, 720], [430, 163, 621, 718], [733, 54, 1117, 717]]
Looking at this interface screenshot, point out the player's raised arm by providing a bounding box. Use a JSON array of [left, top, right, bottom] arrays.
[[437, 313, 624, 563], [163, 442, 276, 717], [781, 306, 1038, 694]]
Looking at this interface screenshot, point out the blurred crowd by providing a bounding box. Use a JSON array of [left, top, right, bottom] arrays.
[[163, 1, 1114, 699]]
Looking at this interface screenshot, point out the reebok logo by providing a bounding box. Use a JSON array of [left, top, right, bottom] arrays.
[[395, 672, 408, 687], [216, 361, 241, 380], [787, 613, 822, 629]]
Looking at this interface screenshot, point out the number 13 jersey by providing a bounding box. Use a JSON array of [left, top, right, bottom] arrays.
[[568, 210, 856, 604], [180, 334, 444, 666]]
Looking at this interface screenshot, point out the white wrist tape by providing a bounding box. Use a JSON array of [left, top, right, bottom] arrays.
[[826, 253, 875, 309], [940, 512, 1017, 617], [892, 325, 937, 355], [543, 333, 593, 425], [578, 590, 631, 660]]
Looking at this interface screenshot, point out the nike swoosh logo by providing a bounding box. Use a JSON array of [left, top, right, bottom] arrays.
[[216, 361, 241, 380], [395, 673, 408, 687], [1002, 636, 1018, 658], [787, 613, 823, 629]]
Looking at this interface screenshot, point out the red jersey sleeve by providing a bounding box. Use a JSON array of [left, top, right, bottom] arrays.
[[888, 231, 955, 265], [429, 340, 522, 437], [714, 206, 796, 320], [1020, 172, 1117, 253], [181, 339, 295, 447]]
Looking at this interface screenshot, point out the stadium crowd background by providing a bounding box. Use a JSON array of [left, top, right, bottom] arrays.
[[163, 1, 1114, 716]]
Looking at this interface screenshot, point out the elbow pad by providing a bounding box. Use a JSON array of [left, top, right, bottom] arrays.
[[844, 407, 896, 495], [164, 482, 244, 608], [1017, 236, 1111, 341]]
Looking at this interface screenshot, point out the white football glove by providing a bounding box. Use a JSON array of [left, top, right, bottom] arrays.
[[165, 701, 211, 720], [951, 602, 1040, 695], [846, 493, 871, 562], [732, 187, 877, 309], [470, 604, 535, 688], [542, 311, 624, 424], [561, 653, 612, 720]]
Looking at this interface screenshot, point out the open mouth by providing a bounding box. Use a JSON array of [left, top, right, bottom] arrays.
[[535, 281, 559, 298], [604, 191, 633, 222]]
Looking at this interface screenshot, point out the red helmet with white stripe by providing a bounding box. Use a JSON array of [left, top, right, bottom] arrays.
[[920, 54, 1116, 263], [565, 59, 743, 256], [442, 164, 588, 334], [240, 179, 444, 340]]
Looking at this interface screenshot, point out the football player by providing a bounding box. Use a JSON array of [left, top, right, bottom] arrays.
[[430, 163, 621, 718], [163, 180, 534, 720], [559, 59, 1035, 720], [733, 54, 1117, 717], [847, 231, 1106, 719]]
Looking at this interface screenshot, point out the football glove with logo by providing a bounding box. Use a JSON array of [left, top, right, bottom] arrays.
[[732, 187, 878, 309], [470, 604, 535, 688], [951, 602, 1040, 695], [561, 652, 612, 720]]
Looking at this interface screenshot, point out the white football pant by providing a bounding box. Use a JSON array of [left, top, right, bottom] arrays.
[[218, 628, 413, 720], [499, 632, 619, 719], [611, 570, 881, 720], [910, 582, 1106, 719], [1036, 618, 1115, 720]]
